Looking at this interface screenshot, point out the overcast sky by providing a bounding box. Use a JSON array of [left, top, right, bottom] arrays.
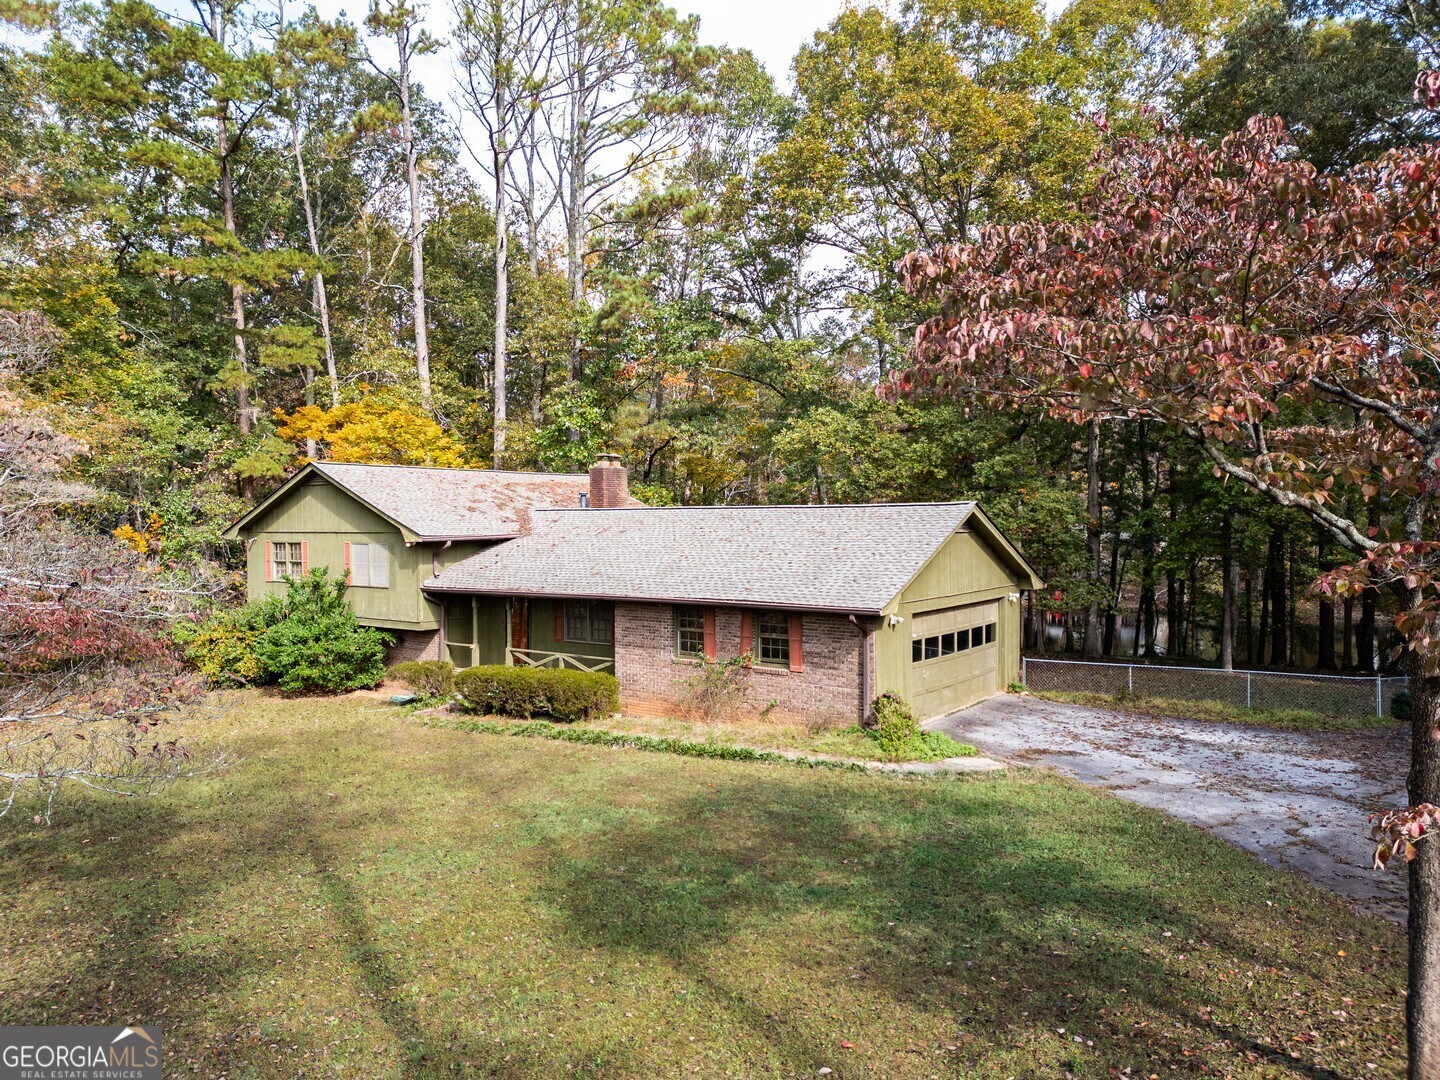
[[304, 0, 851, 107]]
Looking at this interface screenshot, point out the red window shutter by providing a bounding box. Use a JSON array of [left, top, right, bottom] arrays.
[[342, 541, 352, 585], [554, 602, 566, 642], [739, 610, 753, 656], [703, 608, 716, 661], [300, 541, 310, 574], [788, 613, 804, 673], [264, 540, 274, 582]]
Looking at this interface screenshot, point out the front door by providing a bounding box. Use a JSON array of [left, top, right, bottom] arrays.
[[510, 598, 529, 654]]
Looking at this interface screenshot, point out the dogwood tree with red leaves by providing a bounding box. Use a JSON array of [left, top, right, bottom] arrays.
[[0, 333, 224, 822], [885, 108, 1440, 1076]]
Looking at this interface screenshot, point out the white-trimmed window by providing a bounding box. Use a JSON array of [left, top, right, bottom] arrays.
[[271, 541, 304, 580], [348, 542, 390, 588]]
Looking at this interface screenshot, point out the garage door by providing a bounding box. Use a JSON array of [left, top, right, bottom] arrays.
[[909, 601, 1000, 719]]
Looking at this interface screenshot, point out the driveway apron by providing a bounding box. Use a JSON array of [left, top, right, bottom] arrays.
[[929, 693, 1410, 921]]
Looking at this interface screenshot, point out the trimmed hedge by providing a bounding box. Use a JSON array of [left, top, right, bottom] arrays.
[[389, 659, 456, 699], [454, 665, 619, 722]]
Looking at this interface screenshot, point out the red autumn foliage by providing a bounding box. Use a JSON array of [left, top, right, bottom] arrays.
[[884, 104, 1440, 1071]]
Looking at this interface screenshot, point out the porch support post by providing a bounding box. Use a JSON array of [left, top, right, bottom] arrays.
[[471, 595, 479, 668]]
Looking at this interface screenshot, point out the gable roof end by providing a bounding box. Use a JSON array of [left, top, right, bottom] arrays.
[[221, 462, 593, 542]]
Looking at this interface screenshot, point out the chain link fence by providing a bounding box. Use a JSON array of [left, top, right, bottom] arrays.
[[1021, 657, 1407, 719]]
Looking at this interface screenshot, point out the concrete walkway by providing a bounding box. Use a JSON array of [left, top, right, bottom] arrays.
[[927, 693, 1410, 921]]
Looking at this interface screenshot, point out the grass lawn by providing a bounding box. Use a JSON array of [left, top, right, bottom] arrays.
[[1031, 689, 1402, 734], [0, 692, 1407, 1078]]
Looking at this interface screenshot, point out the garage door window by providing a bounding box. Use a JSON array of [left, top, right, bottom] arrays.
[[911, 619, 998, 664]]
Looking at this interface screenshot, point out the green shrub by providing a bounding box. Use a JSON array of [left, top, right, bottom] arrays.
[[173, 596, 285, 687], [543, 669, 620, 722], [250, 570, 393, 694], [455, 665, 619, 722], [389, 659, 456, 699], [455, 666, 545, 717], [865, 692, 976, 762], [871, 691, 922, 756], [1392, 689, 1412, 721]]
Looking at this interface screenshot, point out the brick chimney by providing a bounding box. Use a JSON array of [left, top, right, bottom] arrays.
[[588, 454, 628, 509]]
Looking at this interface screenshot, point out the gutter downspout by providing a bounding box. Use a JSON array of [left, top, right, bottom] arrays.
[[432, 538, 453, 579]]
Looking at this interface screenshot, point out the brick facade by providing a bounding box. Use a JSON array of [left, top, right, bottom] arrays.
[[387, 628, 441, 663], [614, 602, 868, 724]]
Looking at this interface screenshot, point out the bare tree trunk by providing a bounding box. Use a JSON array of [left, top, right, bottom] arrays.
[[1220, 517, 1237, 670], [1408, 648, 1440, 1080], [1268, 528, 1286, 667], [1187, 562, 1198, 656], [1244, 569, 1254, 664], [1343, 593, 1355, 668], [1082, 418, 1102, 659], [1255, 566, 1270, 666], [210, 3, 249, 441], [565, 64, 585, 382], [492, 83, 509, 468], [291, 116, 339, 407], [396, 34, 431, 409], [1102, 527, 1120, 656], [1165, 572, 1180, 658], [522, 145, 542, 274], [1317, 529, 1336, 669], [1287, 532, 1298, 666], [1359, 588, 1377, 673]]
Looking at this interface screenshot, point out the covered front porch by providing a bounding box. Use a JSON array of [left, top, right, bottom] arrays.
[[438, 594, 616, 674]]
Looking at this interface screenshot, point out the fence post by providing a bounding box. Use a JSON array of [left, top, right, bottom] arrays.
[[1022, 656, 1027, 686], [1376, 674, 1383, 718], [1246, 672, 1252, 708], [1128, 665, 1134, 693]]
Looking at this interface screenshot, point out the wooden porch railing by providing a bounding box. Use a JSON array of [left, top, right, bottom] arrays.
[[506, 647, 615, 674]]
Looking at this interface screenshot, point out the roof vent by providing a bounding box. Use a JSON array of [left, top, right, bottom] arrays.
[[579, 491, 590, 508]]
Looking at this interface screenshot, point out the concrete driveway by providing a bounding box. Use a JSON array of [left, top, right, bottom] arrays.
[[928, 693, 1410, 921]]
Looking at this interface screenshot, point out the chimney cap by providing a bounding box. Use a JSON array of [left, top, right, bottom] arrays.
[[595, 453, 622, 466]]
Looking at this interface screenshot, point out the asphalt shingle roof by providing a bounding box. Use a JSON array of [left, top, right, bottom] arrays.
[[312, 462, 591, 540], [425, 502, 980, 613]]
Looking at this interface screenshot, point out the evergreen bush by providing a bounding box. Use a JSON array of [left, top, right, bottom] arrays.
[[454, 665, 619, 722], [250, 570, 392, 693], [389, 659, 456, 699]]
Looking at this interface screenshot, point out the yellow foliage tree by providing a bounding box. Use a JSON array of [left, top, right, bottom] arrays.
[[276, 395, 470, 468], [113, 512, 163, 553]]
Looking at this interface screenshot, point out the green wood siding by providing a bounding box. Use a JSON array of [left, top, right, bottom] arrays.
[[528, 598, 615, 664], [874, 528, 1027, 719], [441, 595, 507, 667], [239, 477, 490, 631]]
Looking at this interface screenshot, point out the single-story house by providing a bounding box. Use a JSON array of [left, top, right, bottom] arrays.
[[225, 456, 1042, 722]]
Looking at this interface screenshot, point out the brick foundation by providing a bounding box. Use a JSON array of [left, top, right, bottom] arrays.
[[387, 628, 442, 664], [614, 602, 866, 724]]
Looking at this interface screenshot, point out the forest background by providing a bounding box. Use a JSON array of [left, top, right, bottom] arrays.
[[3, 0, 1434, 668]]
